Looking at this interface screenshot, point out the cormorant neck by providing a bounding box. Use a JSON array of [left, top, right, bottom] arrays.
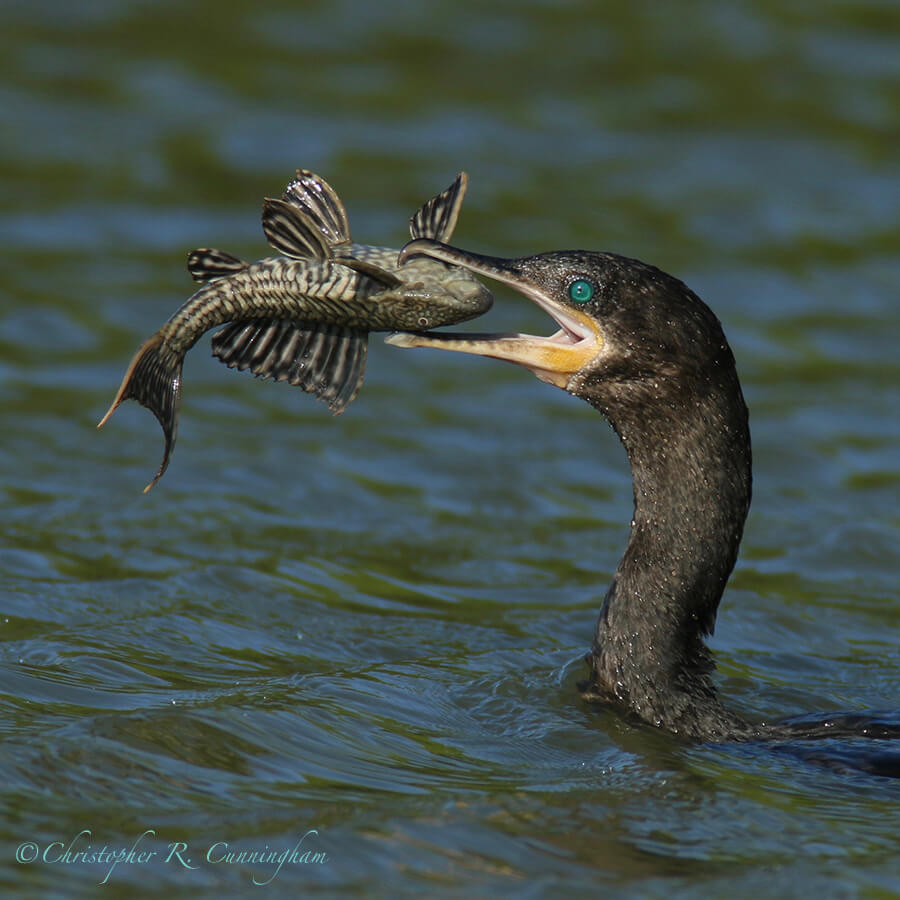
[[580, 360, 753, 738]]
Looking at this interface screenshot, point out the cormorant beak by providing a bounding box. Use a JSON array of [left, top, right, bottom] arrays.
[[386, 240, 603, 388]]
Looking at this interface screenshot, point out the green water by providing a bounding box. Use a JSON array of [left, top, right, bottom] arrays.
[[2, 1, 899, 897]]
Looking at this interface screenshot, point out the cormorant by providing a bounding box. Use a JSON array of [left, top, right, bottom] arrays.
[[388, 239, 899, 767]]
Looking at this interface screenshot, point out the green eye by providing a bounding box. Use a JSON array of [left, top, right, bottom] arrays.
[[568, 279, 594, 303]]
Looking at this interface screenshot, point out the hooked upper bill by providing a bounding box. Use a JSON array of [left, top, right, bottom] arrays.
[[388, 239, 604, 388]]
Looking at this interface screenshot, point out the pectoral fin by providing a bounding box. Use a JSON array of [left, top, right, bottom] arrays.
[[187, 248, 249, 282], [212, 320, 368, 414], [410, 172, 467, 242], [332, 257, 405, 289]]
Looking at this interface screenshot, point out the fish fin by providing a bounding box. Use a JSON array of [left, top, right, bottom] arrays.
[[332, 256, 404, 289], [97, 332, 182, 493], [330, 331, 368, 411], [211, 320, 368, 414], [282, 169, 352, 247], [262, 198, 334, 260], [410, 172, 467, 242], [187, 248, 249, 282]]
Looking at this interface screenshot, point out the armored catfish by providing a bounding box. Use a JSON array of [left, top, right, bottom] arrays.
[[98, 170, 492, 491]]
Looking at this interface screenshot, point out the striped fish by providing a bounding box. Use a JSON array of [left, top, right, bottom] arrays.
[[98, 171, 492, 491]]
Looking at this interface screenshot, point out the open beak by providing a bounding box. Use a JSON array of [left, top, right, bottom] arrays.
[[386, 240, 603, 388]]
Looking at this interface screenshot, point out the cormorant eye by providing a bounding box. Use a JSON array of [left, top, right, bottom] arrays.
[[568, 279, 594, 303]]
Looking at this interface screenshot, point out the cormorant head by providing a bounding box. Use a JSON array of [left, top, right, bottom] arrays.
[[388, 240, 737, 417]]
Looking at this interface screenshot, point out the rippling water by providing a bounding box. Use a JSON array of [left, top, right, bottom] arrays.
[[2, 1, 899, 897]]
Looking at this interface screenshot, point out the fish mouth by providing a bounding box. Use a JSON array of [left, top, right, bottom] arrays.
[[386, 240, 603, 388], [442, 276, 495, 318], [392, 254, 494, 323]]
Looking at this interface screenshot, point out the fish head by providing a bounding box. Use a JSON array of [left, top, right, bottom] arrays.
[[395, 254, 494, 328]]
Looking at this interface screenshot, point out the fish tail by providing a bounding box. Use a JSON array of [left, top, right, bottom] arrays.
[[97, 332, 183, 492]]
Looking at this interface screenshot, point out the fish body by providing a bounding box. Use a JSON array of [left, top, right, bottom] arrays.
[[98, 171, 492, 491]]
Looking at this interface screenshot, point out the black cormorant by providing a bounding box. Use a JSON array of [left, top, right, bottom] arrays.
[[388, 239, 899, 765]]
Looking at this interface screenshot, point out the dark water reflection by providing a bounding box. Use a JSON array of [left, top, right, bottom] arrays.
[[2, 1, 899, 897]]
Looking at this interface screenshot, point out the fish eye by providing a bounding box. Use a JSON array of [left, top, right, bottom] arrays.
[[568, 279, 594, 303]]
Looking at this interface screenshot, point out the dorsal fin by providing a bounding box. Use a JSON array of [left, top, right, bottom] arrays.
[[261, 198, 333, 260], [211, 320, 368, 414], [187, 248, 249, 283], [410, 172, 467, 242], [282, 169, 352, 247]]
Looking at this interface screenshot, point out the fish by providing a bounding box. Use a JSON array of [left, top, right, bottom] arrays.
[[97, 170, 493, 492]]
